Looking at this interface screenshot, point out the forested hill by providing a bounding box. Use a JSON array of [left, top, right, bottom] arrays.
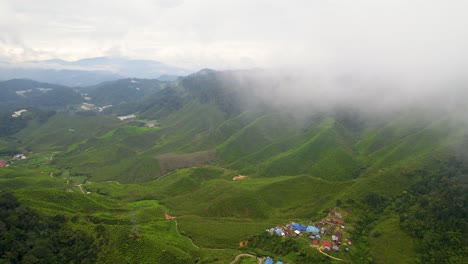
[[84, 78, 165, 106], [0, 79, 83, 112]]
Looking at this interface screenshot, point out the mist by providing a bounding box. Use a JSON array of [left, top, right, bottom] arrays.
[[219, 65, 467, 120], [1, 0, 467, 116]]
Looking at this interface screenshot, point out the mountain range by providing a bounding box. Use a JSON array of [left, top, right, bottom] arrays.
[[0, 57, 191, 86]]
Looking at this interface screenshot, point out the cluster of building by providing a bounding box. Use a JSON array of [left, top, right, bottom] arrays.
[[267, 210, 353, 253], [12, 154, 27, 160], [0, 154, 28, 168]]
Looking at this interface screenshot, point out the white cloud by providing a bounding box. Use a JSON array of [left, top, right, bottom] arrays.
[[0, 0, 467, 72]]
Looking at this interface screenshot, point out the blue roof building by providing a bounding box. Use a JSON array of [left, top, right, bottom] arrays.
[[306, 225, 320, 233], [291, 223, 307, 231], [265, 257, 274, 264]]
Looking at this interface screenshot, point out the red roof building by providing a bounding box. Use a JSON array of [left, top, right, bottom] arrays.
[[0, 160, 6, 168], [322, 240, 332, 248], [165, 214, 174, 220], [312, 240, 319, 245]]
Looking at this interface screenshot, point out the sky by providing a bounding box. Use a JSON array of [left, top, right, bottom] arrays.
[[1, 0, 468, 72]]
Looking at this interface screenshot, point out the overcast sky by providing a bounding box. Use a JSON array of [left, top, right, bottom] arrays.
[[1, 0, 468, 71]]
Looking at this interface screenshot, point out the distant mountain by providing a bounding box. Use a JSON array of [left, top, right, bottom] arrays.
[[0, 79, 83, 111], [37, 57, 191, 78], [0, 57, 192, 86], [0, 67, 123, 87], [157, 74, 180, 82]]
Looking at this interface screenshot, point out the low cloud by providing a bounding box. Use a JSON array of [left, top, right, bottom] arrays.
[[1, 1, 467, 70], [0, 0, 467, 115]]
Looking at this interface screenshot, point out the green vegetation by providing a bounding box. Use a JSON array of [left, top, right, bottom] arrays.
[[0, 72, 466, 263], [369, 217, 418, 264], [245, 232, 330, 263], [396, 158, 467, 263], [0, 192, 97, 263], [177, 216, 271, 249]]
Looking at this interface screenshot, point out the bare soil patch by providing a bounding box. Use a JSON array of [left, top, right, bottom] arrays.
[[157, 149, 216, 175]]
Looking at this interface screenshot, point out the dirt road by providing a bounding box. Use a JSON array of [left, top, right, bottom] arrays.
[[229, 253, 261, 264]]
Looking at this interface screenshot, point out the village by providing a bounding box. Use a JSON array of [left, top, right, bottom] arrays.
[[263, 209, 353, 262]]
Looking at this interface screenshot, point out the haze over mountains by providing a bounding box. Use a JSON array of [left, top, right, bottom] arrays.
[[0, 57, 191, 86]]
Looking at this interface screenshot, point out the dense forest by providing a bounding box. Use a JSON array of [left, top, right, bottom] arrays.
[[397, 157, 467, 263], [0, 192, 98, 264], [350, 156, 468, 263], [0, 110, 55, 137]]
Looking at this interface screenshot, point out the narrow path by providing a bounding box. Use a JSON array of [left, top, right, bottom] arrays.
[[174, 220, 199, 249], [155, 171, 176, 181], [102, 180, 121, 185], [77, 180, 121, 189], [73, 180, 122, 195], [173, 219, 226, 251], [229, 253, 261, 264], [315, 246, 347, 262], [174, 219, 263, 264], [76, 184, 85, 194]]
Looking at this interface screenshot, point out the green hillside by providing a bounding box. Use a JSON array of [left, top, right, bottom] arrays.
[[0, 71, 466, 263]]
